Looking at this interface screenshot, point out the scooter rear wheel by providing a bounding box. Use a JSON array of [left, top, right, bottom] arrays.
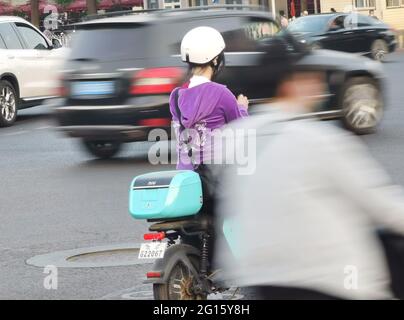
[[153, 256, 207, 300]]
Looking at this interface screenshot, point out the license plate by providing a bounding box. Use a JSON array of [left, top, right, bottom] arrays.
[[71, 81, 115, 97], [138, 242, 167, 259]]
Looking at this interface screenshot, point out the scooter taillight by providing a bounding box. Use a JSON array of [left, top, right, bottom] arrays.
[[144, 232, 165, 241]]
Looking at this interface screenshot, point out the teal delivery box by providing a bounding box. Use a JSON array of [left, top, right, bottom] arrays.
[[129, 171, 203, 219]]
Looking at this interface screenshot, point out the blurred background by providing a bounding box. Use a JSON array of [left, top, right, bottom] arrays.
[[1, 0, 404, 299]]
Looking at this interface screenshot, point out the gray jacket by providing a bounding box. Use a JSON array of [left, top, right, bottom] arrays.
[[215, 107, 404, 299]]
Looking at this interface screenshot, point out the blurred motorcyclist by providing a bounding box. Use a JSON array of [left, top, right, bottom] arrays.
[[169, 26, 249, 171], [214, 62, 404, 300]]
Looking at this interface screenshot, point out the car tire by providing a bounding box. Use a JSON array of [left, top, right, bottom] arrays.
[[0, 80, 18, 127], [311, 42, 322, 50], [81, 140, 122, 159], [341, 77, 384, 135], [371, 39, 388, 62]]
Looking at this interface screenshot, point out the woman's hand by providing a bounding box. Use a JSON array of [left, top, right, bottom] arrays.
[[237, 94, 249, 109]]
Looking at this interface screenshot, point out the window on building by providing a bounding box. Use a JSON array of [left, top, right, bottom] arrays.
[[225, 0, 243, 10], [147, 0, 159, 9], [195, 0, 208, 6], [164, 0, 181, 9], [258, 0, 269, 8], [386, 0, 404, 7], [355, 0, 375, 8], [225, 0, 242, 5]]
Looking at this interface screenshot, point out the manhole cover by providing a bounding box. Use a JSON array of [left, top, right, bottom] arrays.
[[67, 248, 139, 264], [26, 243, 154, 268]]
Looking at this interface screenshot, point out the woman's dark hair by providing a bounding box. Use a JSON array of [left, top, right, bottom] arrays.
[[187, 51, 226, 81]]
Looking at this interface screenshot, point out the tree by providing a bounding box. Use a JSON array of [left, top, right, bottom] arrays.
[[31, 0, 40, 27], [86, 0, 97, 15]]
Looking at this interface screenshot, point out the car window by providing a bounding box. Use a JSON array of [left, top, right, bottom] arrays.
[[357, 14, 383, 27], [167, 17, 262, 53], [357, 15, 372, 27], [16, 24, 49, 50], [288, 15, 331, 33], [244, 20, 280, 42], [221, 27, 257, 52], [0, 23, 23, 49], [329, 15, 346, 30], [70, 25, 156, 60], [0, 35, 6, 49]]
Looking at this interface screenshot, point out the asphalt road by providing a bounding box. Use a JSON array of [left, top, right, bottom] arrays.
[[1, 52, 404, 300]]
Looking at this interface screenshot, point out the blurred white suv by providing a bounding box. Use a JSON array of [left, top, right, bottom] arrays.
[[0, 16, 66, 127]]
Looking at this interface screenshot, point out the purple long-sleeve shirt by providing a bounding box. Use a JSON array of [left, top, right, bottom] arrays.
[[169, 82, 248, 170]]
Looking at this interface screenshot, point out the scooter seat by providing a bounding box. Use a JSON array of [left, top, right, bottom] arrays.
[[149, 216, 209, 232]]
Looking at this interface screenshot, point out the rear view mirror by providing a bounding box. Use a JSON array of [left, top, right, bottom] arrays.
[[258, 36, 289, 58], [52, 38, 62, 49]]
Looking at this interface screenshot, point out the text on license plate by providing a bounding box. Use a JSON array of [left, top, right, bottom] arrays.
[[138, 242, 167, 259], [71, 81, 115, 97]]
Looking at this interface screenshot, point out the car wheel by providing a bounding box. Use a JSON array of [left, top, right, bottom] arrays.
[[82, 140, 122, 159], [0, 80, 18, 127], [311, 42, 322, 50], [371, 39, 388, 62], [341, 77, 383, 135]]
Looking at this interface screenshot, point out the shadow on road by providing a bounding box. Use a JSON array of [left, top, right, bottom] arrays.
[[383, 60, 400, 64], [75, 140, 177, 169], [81, 156, 151, 167], [15, 105, 55, 126], [16, 112, 53, 124]]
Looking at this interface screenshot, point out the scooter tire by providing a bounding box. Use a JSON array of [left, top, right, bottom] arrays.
[[153, 256, 207, 300]]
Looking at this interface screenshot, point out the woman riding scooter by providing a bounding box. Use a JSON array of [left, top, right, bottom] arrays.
[[168, 27, 250, 286], [169, 26, 249, 172], [130, 27, 251, 301]]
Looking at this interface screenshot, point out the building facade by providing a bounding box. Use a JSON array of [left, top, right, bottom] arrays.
[[142, 0, 320, 17], [143, 0, 290, 16], [143, 0, 404, 30]]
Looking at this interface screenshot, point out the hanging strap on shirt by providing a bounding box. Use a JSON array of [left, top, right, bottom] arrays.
[[173, 88, 194, 161]]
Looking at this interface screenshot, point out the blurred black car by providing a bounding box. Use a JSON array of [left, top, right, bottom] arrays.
[[288, 13, 397, 62], [54, 7, 386, 159]]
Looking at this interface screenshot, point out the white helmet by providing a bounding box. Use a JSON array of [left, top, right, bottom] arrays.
[[181, 26, 225, 65]]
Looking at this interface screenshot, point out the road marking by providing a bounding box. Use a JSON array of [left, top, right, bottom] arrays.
[[99, 285, 150, 300], [3, 130, 28, 136], [0, 126, 53, 138], [99, 284, 244, 300]]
